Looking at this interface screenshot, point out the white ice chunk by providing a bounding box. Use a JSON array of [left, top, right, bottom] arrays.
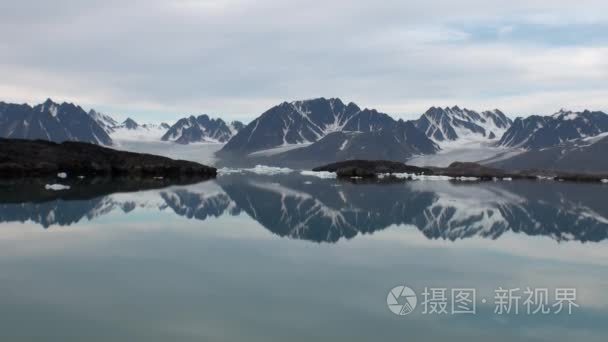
[[45, 184, 71, 191], [300, 170, 337, 179], [245, 165, 294, 175]]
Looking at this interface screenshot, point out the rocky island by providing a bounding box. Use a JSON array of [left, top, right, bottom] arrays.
[[313, 160, 433, 178]]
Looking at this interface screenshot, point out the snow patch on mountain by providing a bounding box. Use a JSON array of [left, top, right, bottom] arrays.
[[248, 143, 312, 157], [407, 140, 519, 167], [499, 109, 608, 149], [111, 119, 170, 141]]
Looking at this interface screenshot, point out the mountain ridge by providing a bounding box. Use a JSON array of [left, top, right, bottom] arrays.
[[414, 106, 512, 144], [0, 99, 113, 145], [162, 114, 244, 144], [499, 109, 608, 149]]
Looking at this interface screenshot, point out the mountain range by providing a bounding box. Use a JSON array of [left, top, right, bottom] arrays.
[[218, 98, 448, 165], [161, 114, 244, 144], [92, 113, 172, 142], [218, 99, 608, 170], [498, 109, 608, 149], [2, 98, 608, 172], [0, 99, 242, 146]]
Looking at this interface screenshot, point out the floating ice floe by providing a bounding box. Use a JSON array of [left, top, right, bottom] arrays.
[[245, 165, 294, 175], [57, 172, 67, 179], [536, 175, 555, 181], [218, 165, 294, 176], [601, 179, 608, 183], [304, 181, 313, 185], [300, 170, 337, 179], [502, 177, 513, 181], [456, 176, 480, 181], [45, 184, 71, 191], [78, 175, 85, 179], [378, 173, 453, 181], [217, 167, 243, 175]]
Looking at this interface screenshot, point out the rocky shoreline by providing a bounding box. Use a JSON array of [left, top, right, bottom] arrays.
[[0, 138, 217, 179], [313, 160, 608, 183]]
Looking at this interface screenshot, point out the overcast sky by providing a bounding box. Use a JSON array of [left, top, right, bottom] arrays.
[[2, 0, 608, 123]]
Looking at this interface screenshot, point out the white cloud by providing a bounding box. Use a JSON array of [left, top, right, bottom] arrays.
[[1, 0, 608, 121]]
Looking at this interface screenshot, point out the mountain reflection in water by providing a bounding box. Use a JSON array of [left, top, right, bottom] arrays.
[[1, 175, 607, 243]]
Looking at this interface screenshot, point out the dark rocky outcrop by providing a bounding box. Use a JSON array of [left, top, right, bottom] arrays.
[[431, 162, 508, 179], [313, 159, 608, 182], [313, 160, 433, 178], [0, 138, 216, 178]]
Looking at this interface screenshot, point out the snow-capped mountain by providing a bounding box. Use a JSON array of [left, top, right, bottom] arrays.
[[414, 106, 512, 145], [88, 109, 119, 134], [262, 120, 439, 167], [161, 114, 244, 144], [110, 117, 171, 141], [218, 98, 438, 161], [0, 99, 112, 145], [491, 132, 608, 173], [220, 98, 374, 155], [87, 109, 172, 142], [499, 109, 608, 149]]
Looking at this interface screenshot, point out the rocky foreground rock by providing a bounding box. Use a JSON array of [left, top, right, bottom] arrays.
[[0, 138, 216, 178]]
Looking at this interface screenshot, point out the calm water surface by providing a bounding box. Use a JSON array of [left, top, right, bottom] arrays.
[[1, 174, 607, 341]]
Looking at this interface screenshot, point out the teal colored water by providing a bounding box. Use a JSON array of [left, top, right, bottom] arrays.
[[0, 175, 607, 341]]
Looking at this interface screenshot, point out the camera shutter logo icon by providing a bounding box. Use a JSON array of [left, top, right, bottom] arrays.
[[387, 286, 417, 316]]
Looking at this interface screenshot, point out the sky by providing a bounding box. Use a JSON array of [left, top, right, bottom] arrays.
[[1, 0, 608, 124]]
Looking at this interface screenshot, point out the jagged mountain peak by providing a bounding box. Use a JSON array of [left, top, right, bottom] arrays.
[[1, 99, 113, 145], [219, 98, 439, 163], [290, 97, 345, 106], [499, 110, 608, 149], [122, 118, 139, 129], [219, 97, 394, 155], [88, 109, 118, 129], [161, 113, 242, 144], [35, 98, 61, 116], [415, 105, 512, 144]]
